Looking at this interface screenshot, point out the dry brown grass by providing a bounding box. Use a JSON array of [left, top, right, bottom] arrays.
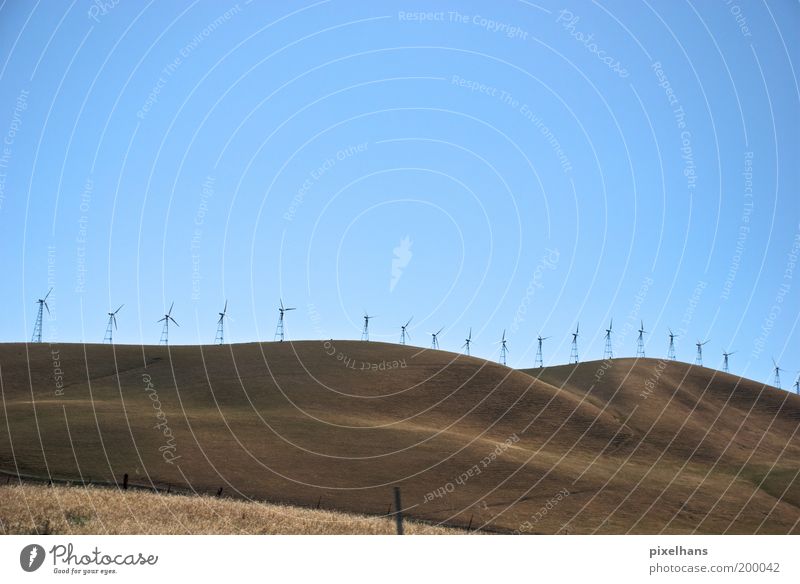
[[0, 483, 459, 535], [1, 342, 799, 533]]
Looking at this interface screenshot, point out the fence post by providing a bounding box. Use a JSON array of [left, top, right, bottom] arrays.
[[393, 486, 404, 535], [216, 487, 223, 498], [122, 473, 128, 490]]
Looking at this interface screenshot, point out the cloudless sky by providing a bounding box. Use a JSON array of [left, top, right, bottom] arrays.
[[0, 0, 798, 387]]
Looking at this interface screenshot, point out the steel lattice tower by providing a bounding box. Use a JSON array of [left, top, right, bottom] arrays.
[[636, 321, 646, 358], [274, 300, 294, 342], [603, 320, 613, 360], [31, 288, 52, 343], [667, 329, 677, 360], [535, 335, 548, 368], [104, 305, 122, 344], [569, 323, 579, 364], [400, 317, 412, 345], [361, 313, 373, 341], [499, 330, 508, 366]]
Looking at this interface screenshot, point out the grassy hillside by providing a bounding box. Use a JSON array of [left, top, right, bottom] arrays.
[[0, 483, 458, 535], [1, 342, 798, 533]]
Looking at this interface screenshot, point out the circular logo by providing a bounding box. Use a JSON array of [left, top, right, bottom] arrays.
[[19, 544, 46, 572]]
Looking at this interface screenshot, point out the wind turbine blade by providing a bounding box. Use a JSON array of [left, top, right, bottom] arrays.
[[44, 288, 52, 301], [223, 300, 227, 313], [44, 302, 50, 315], [158, 317, 166, 322], [168, 301, 174, 315], [170, 316, 179, 327], [115, 304, 124, 314], [113, 316, 118, 330]]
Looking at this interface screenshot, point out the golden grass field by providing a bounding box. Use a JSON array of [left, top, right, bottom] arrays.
[[0, 483, 457, 535], [1, 341, 798, 534]]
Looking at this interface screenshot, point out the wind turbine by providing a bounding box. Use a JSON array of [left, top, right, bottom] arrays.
[[535, 335, 550, 368], [603, 319, 613, 360], [215, 300, 228, 345], [695, 339, 710, 367], [31, 288, 52, 343], [667, 329, 677, 360], [430, 327, 443, 350], [569, 323, 579, 364], [636, 320, 647, 358], [400, 317, 413, 345], [462, 328, 472, 356], [104, 305, 123, 344], [772, 358, 784, 389], [498, 330, 509, 366], [722, 349, 736, 373], [274, 299, 295, 342], [793, 372, 799, 395], [158, 302, 179, 345], [361, 312, 375, 341]]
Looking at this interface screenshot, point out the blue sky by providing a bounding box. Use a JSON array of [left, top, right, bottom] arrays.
[[0, 0, 798, 386]]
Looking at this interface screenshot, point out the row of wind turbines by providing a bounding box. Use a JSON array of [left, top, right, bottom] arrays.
[[28, 289, 798, 393]]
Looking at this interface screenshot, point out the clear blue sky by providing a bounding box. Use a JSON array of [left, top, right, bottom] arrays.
[[0, 0, 798, 387]]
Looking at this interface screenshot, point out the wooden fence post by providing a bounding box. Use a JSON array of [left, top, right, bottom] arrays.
[[122, 473, 128, 490], [393, 486, 404, 535], [216, 487, 223, 498]]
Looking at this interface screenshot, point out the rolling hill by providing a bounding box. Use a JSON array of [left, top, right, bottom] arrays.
[[1, 341, 798, 533]]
